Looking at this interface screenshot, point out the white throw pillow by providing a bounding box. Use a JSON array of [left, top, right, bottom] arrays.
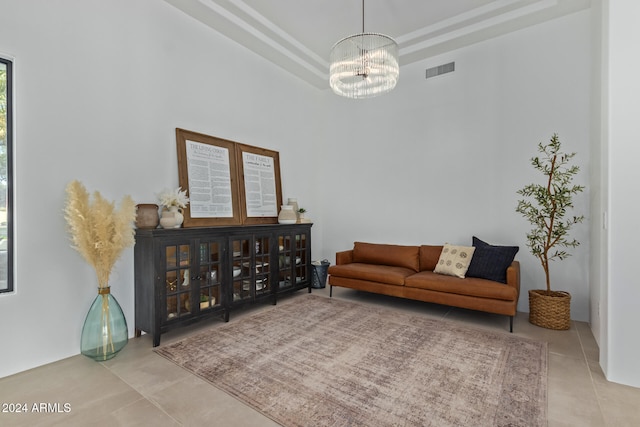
[[434, 244, 476, 278]]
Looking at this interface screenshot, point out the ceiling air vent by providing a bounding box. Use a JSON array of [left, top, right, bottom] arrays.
[[426, 62, 455, 79]]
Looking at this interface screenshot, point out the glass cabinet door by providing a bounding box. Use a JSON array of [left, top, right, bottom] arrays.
[[164, 243, 192, 321], [294, 232, 309, 285], [231, 237, 250, 303], [254, 235, 271, 298], [197, 240, 223, 312], [277, 231, 308, 290], [230, 234, 272, 303], [277, 234, 293, 291]]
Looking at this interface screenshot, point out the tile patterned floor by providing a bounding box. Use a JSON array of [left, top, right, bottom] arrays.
[[1, 287, 639, 426]]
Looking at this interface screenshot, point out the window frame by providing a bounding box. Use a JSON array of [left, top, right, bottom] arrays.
[[0, 55, 13, 294]]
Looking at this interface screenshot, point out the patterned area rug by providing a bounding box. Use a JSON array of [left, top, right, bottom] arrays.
[[155, 294, 547, 427]]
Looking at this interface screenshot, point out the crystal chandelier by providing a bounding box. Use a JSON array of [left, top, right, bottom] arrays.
[[329, 0, 399, 99]]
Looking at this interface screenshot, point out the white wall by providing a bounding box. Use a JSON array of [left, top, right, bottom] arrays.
[[601, 0, 640, 388], [589, 0, 605, 350], [319, 11, 592, 320], [0, 1, 600, 380], [0, 0, 322, 378]]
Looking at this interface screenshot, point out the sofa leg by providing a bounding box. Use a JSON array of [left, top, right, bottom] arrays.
[[330, 285, 333, 298], [509, 316, 514, 333]]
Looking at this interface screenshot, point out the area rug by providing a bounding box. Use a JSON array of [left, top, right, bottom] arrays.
[[155, 294, 547, 427]]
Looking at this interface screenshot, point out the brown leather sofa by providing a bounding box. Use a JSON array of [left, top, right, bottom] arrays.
[[328, 242, 520, 332]]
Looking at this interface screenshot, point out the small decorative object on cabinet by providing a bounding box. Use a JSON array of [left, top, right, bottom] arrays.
[[159, 206, 184, 228], [135, 204, 159, 229], [134, 223, 312, 346], [297, 208, 306, 222], [158, 187, 189, 228], [64, 180, 136, 360], [278, 205, 297, 224], [287, 197, 299, 213]]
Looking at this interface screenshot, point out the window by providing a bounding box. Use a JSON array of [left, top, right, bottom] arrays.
[[0, 57, 13, 293]]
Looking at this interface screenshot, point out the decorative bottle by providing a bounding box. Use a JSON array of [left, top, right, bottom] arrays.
[[159, 206, 184, 228], [135, 204, 159, 229], [278, 205, 297, 224], [287, 198, 299, 222], [287, 198, 299, 213], [81, 287, 128, 361]]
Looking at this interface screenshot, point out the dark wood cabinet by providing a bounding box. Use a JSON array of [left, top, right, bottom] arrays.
[[134, 223, 312, 346]]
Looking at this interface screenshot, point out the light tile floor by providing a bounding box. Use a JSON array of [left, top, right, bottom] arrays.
[[1, 287, 639, 426]]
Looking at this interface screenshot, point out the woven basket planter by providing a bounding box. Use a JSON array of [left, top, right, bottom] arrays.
[[528, 289, 571, 330]]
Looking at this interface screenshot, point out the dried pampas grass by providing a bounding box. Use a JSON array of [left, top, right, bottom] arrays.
[[64, 180, 136, 288]]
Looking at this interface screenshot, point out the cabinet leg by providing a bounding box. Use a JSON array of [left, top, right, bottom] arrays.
[[223, 310, 230, 322], [135, 328, 142, 338], [308, 285, 312, 293], [330, 285, 333, 298], [153, 333, 160, 347]]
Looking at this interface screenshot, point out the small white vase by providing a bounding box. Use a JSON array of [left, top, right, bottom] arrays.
[[169, 206, 184, 228], [160, 206, 184, 228], [287, 198, 299, 212], [278, 205, 297, 224], [287, 198, 300, 222]]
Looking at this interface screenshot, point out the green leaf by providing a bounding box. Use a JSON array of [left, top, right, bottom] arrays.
[[515, 133, 584, 291]]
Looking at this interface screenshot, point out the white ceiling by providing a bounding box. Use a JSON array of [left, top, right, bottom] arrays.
[[163, 0, 591, 89]]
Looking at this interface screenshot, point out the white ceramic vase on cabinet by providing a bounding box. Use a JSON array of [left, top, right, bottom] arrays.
[[159, 206, 184, 228], [278, 205, 296, 224]]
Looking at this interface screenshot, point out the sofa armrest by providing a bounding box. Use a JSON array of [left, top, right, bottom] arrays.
[[335, 250, 354, 265], [506, 261, 520, 296]]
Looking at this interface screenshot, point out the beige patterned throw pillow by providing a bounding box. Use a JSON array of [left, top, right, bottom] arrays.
[[434, 244, 476, 278]]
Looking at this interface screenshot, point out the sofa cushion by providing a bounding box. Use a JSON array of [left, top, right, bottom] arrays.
[[419, 245, 443, 271], [433, 244, 475, 278], [328, 263, 415, 286], [466, 237, 519, 284], [405, 271, 517, 301], [352, 242, 420, 272]]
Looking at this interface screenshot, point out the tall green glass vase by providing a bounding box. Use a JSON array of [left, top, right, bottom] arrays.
[[81, 287, 128, 361]]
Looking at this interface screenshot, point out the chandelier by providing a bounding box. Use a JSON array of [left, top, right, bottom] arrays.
[[329, 0, 399, 99]]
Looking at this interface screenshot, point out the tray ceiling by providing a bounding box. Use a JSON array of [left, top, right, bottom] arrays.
[[163, 0, 590, 88]]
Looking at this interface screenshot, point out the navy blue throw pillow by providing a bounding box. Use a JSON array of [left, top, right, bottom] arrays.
[[466, 236, 519, 284]]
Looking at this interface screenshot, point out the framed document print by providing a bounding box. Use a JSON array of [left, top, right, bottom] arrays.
[[176, 128, 242, 227], [235, 143, 283, 225], [176, 129, 283, 227]]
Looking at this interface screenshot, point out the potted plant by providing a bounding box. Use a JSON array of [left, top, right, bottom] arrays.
[[516, 133, 584, 330], [64, 180, 136, 359], [297, 208, 306, 221], [158, 187, 189, 228], [200, 294, 216, 310]]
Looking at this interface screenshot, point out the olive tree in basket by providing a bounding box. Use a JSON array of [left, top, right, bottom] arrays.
[[516, 133, 584, 330]]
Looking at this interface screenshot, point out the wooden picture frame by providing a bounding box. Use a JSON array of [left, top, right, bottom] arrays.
[[176, 128, 242, 227], [235, 143, 283, 225]]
